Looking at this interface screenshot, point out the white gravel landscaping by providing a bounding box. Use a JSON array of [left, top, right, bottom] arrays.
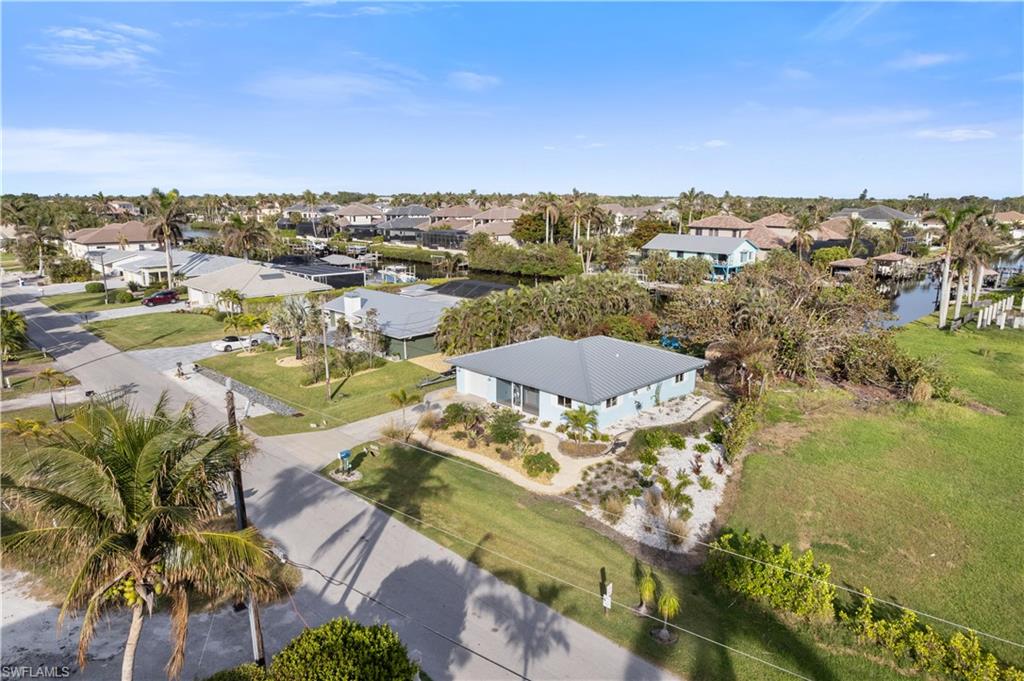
[[579, 432, 732, 553]]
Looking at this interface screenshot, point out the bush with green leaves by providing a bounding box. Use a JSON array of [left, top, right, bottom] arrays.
[[694, 442, 711, 454], [114, 289, 135, 304], [84, 282, 105, 293], [704, 531, 835, 620], [204, 663, 267, 681], [833, 331, 956, 402], [522, 451, 560, 478], [488, 408, 524, 444], [722, 398, 761, 461], [270, 617, 418, 681], [47, 257, 95, 283]]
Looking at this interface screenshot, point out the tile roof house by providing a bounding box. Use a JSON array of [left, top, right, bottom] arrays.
[[64, 221, 161, 257], [335, 203, 384, 225], [324, 285, 462, 359], [185, 262, 330, 309], [811, 218, 850, 242], [472, 206, 524, 224], [743, 224, 789, 251], [641, 234, 759, 280], [750, 213, 794, 230], [687, 214, 753, 238], [994, 210, 1024, 225], [448, 335, 707, 429], [428, 205, 477, 224], [386, 204, 432, 219]]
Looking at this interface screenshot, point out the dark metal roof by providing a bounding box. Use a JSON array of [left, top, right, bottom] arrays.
[[429, 279, 512, 299]]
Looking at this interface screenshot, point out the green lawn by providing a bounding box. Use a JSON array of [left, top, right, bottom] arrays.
[[85, 312, 226, 350], [1, 349, 79, 398], [1, 251, 22, 271], [199, 348, 439, 436], [42, 290, 138, 313], [728, 316, 1024, 666], [322, 443, 902, 681]]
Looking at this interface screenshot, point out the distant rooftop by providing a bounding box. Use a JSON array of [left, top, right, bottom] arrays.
[[642, 233, 756, 255]]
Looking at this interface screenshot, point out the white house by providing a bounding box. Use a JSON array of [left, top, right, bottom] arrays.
[[64, 221, 161, 257], [830, 205, 920, 230], [448, 335, 707, 430], [641, 234, 759, 280], [184, 262, 330, 309]]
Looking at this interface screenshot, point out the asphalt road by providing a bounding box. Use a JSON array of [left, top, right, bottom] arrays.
[[2, 280, 677, 681]]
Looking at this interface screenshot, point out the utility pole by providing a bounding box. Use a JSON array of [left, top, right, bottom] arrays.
[[225, 379, 266, 669], [99, 251, 109, 305], [323, 316, 332, 400]]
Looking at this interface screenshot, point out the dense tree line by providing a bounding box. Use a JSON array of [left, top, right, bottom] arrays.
[[435, 273, 651, 354], [464, 232, 583, 278]]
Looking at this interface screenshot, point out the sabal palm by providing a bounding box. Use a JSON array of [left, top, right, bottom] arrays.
[[221, 214, 272, 261], [790, 213, 815, 261], [846, 216, 866, 254], [1, 308, 28, 387], [927, 207, 979, 328], [1, 398, 280, 681], [147, 188, 187, 288]]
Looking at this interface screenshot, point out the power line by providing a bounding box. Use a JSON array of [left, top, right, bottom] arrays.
[[255, 445, 815, 681]]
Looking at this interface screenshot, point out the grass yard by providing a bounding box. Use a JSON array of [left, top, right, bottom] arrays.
[[1, 251, 22, 270], [199, 347, 441, 436], [1, 348, 78, 398], [727, 315, 1024, 666], [85, 312, 226, 350], [322, 443, 903, 681], [41, 290, 138, 313]]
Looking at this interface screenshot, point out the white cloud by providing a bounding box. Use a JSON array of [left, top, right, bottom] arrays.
[[1, 128, 291, 194], [887, 51, 959, 70], [30, 23, 160, 75], [781, 67, 812, 80], [703, 139, 729, 148], [448, 70, 500, 92], [990, 71, 1024, 83], [915, 128, 996, 142], [830, 108, 931, 126], [806, 2, 883, 41]]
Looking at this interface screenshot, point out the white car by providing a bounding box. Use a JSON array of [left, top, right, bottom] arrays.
[[211, 335, 259, 352]]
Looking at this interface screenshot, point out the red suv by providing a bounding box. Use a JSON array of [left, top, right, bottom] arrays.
[[141, 290, 178, 307]]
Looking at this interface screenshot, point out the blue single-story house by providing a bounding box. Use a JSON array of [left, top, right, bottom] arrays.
[[447, 336, 708, 430], [641, 234, 759, 280]]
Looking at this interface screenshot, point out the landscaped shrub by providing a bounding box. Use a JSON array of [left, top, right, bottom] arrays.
[[698, 475, 714, 490], [600, 492, 625, 523], [114, 290, 135, 304], [833, 331, 956, 402], [488, 408, 524, 444], [270, 617, 418, 681], [705, 531, 836, 620], [666, 517, 687, 545], [721, 398, 761, 461], [126, 281, 141, 292], [84, 282, 105, 293], [204, 663, 268, 681], [694, 442, 711, 454], [522, 451, 559, 477], [46, 258, 94, 283]]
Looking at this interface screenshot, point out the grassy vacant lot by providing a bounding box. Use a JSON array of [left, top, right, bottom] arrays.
[[1, 251, 22, 270], [85, 312, 225, 350], [41, 290, 138, 313], [323, 443, 901, 681], [199, 348, 439, 436], [1, 349, 78, 398], [728, 316, 1024, 666]]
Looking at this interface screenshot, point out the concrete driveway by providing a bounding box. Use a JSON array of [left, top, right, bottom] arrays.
[[2, 282, 678, 681]]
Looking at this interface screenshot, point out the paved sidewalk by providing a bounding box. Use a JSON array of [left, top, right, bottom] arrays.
[[1, 387, 88, 411]]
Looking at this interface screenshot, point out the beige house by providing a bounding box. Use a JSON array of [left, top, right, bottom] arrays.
[[184, 262, 330, 309], [64, 221, 161, 257], [687, 214, 752, 238]]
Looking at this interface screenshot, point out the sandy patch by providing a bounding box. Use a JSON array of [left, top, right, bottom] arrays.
[[275, 356, 304, 368], [408, 352, 450, 374]]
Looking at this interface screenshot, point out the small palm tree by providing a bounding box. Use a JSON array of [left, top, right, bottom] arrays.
[[846, 216, 866, 254], [1, 309, 28, 388], [388, 388, 421, 435], [657, 590, 680, 641], [1, 417, 50, 443], [1, 398, 281, 681], [33, 367, 63, 421], [562, 405, 598, 445], [216, 288, 244, 314], [634, 563, 657, 616]]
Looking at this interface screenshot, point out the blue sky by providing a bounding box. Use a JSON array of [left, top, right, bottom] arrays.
[[2, 2, 1022, 198]]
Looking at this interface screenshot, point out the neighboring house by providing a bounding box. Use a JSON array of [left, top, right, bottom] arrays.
[[323, 285, 462, 359], [687, 214, 752, 238], [810, 218, 850, 245], [828, 257, 869, 278], [336, 202, 384, 225], [994, 211, 1024, 239], [428, 206, 477, 226], [742, 224, 788, 255], [270, 262, 367, 289], [830, 205, 920, 230], [870, 252, 913, 277], [185, 262, 330, 309], [107, 200, 141, 217], [749, 213, 794, 232], [376, 216, 430, 243], [641, 234, 759, 280], [448, 335, 707, 430], [64, 221, 161, 257], [419, 227, 471, 250], [598, 203, 664, 233], [469, 220, 517, 244], [472, 206, 523, 227], [386, 204, 432, 220], [320, 254, 364, 268], [97, 249, 245, 287]]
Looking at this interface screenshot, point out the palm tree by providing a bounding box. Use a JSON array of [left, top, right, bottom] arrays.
[[438, 251, 465, 278], [1, 416, 51, 443], [846, 216, 866, 254], [679, 188, 701, 233], [90, 192, 109, 219], [216, 288, 245, 314], [1, 309, 28, 388], [927, 207, 979, 328], [1, 398, 280, 681], [656, 590, 680, 642], [562, 404, 598, 444], [17, 209, 60, 277], [146, 188, 187, 288], [634, 562, 657, 616], [531, 193, 562, 244], [34, 367, 63, 421], [268, 298, 317, 360], [790, 213, 815, 261], [220, 214, 272, 261], [715, 331, 774, 397], [388, 388, 421, 435]]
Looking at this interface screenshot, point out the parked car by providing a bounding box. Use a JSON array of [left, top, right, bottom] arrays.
[[141, 290, 178, 307], [211, 335, 259, 352]]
